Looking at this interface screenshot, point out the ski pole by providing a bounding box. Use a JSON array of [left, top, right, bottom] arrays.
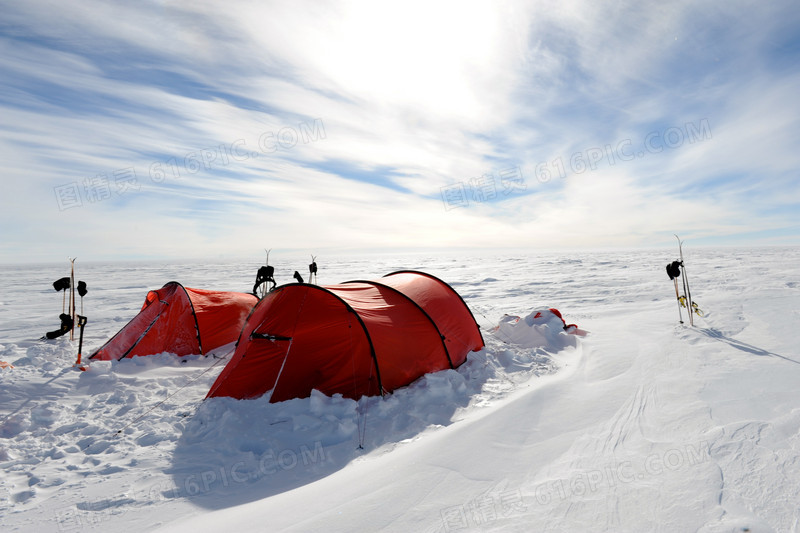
[[666, 261, 683, 324], [69, 258, 76, 340]]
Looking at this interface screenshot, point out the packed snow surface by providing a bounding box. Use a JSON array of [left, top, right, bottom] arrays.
[[1, 247, 799, 532]]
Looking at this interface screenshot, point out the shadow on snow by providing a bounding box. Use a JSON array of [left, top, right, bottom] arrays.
[[166, 339, 560, 510]]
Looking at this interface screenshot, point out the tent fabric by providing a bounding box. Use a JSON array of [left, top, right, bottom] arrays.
[[90, 282, 257, 361], [206, 271, 484, 403], [376, 270, 485, 368]]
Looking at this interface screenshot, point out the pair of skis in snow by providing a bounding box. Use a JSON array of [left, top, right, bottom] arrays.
[[42, 258, 89, 369], [666, 235, 703, 326]]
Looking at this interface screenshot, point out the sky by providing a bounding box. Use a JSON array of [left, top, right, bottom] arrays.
[[1, 0, 799, 263]]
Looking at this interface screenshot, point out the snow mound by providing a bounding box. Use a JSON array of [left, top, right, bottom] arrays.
[[492, 308, 580, 350]]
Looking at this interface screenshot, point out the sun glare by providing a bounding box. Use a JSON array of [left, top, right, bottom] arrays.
[[321, 0, 500, 114]]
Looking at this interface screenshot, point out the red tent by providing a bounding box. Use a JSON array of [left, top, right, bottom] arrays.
[[90, 282, 257, 361], [207, 271, 484, 402]]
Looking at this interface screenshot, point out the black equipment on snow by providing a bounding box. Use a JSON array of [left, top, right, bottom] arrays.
[[76, 279, 87, 316], [253, 265, 276, 295], [53, 277, 70, 292], [53, 276, 70, 320], [293, 271, 304, 284], [69, 258, 75, 340], [44, 313, 74, 340], [666, 260, 684, 324], [666, 261, 681, 280], [253, 249, 277, 297], [44, 260, 88, 340], [74, 315, 88, 369], [309, 255, 318, 284], [667, 236, 703, 326]]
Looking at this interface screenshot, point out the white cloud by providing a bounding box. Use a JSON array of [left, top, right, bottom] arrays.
[[1, 0, 798, 262]]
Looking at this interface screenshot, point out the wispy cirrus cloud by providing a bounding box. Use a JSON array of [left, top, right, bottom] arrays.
[[0, 0, 798, 263]]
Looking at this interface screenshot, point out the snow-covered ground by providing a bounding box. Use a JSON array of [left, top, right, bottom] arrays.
[[1, 247, 799, 532]]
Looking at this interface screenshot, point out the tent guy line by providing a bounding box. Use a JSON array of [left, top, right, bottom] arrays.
[[102, 354, 233, 448]]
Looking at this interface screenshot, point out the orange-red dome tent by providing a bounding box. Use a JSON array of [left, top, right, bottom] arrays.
[[90, 282, 257, 361], [206, 271, 484, 403]]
